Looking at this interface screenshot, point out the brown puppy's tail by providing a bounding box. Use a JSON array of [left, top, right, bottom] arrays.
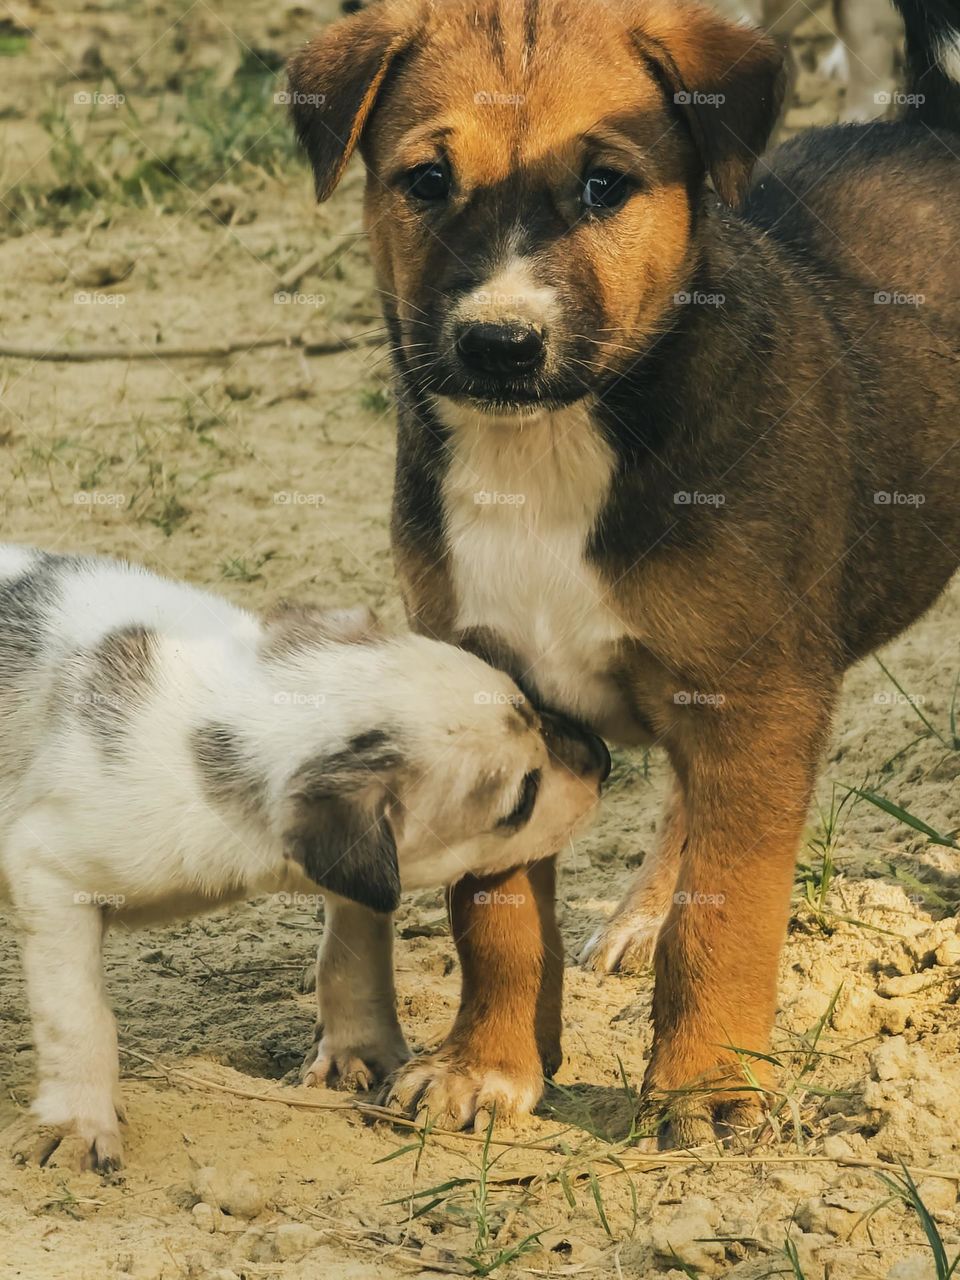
[[892, 0, 960, 131]]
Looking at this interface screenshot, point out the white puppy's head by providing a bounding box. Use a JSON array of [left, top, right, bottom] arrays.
[[263, 606, 608, 912]]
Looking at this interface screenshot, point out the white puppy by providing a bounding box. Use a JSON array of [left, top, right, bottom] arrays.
[[0, 545, 605, 1170]]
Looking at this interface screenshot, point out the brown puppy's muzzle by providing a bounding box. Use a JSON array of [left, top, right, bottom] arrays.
[[540, 708, 611, 788]]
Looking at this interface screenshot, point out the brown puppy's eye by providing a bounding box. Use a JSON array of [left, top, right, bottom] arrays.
[[581, 168, 633, 212], [497, 769, 540, 830], [406, 161, 451, 203]]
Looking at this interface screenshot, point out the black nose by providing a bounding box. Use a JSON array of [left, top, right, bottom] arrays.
[[540, 710, 611, 784], [455, 323, 545, 376], [592, 734, 612, 784]]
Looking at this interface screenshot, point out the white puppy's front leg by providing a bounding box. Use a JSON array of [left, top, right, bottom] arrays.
[[11, 875, 123, 1171], [302, 896, 409, 1091]]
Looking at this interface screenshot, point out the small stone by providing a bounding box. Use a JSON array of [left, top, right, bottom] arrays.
[[224, 376, 254, 401], [878, 972, 930, 998], [879, 999, 911, 1035], [239, 1228, 273, 1263], [192, 1166, 266, 1220], [822, 1134, 855, 1160], [273, 1223, 322, 1261], [870, 1036, 911, 1081], [879, 941, 916, 976], [886, 1257, 937, 1280], [917, 1178, 957, 1214], [191, 1201, 221, 1233], [935, 935, 960, 967], [652, 1198, 724, 1275], [831, 983, 877, 1032], [795, 1197, 853, 1237], [767, 1169, 821, 1194]]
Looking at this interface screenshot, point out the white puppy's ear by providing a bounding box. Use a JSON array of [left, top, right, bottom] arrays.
[[283, 734, 402, 913]]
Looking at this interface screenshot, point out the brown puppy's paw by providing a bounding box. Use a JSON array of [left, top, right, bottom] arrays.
[[5, 1115, 123, 1173], [381, 1053, 543, 1132], [580, 911, 663, 974], [637, 1074, 768, 1150], [301, 1031, 409, 1092]]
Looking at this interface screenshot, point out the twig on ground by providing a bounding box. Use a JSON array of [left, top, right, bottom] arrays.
[[0, 332, 381, 363], [119, 1049, 960, 1185]]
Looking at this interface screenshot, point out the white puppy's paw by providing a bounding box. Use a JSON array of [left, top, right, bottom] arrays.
[[580, 910, 664, 975], [5, 1112, 124, 1173], [301, 1028, 409, 1092], [382, 1052, 542, 1132]]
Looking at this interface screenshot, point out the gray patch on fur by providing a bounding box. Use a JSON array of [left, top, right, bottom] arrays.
[[0, 552, 68, 701], [192, 722, 269, 823], [293, 730, 405, 796], [77, 625, 157, 758], [260, 601, 380, 662]]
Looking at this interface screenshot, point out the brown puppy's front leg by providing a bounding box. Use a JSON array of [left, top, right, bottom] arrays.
[[384, 857, 561, 1130], [642, 690, 833, 1145]]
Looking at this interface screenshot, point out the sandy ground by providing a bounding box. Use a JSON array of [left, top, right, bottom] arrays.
[[0, 2, 958, 1277]]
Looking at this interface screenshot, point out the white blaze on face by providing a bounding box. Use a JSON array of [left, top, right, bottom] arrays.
[[939, 30, 960, 84], [450, 253, 558, 334]]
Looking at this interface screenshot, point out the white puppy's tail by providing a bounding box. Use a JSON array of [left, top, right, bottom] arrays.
[[893, 0, 960, 130]]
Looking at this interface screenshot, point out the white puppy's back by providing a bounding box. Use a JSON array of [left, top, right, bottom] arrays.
[[0, 547, 284, 911]]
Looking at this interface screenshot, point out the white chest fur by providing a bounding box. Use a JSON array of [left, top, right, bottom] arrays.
[[437, 399, 632, 735]]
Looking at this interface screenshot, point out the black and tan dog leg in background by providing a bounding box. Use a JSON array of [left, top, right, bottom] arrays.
[[581, 780, 686, 974]]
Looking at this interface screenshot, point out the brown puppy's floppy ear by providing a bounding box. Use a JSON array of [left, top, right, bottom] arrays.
[[629, 0, 785, 206], [287, 1, 420, 201], [283, 733, 404, 913]]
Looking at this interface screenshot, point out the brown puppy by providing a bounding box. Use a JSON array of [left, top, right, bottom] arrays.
[[289, 0, 960, 1140]]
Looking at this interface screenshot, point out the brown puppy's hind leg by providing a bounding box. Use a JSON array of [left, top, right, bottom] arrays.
[[642, 684, 834, 1147], [581, 782, 685, 974], [384, 857, 561, 1130]]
